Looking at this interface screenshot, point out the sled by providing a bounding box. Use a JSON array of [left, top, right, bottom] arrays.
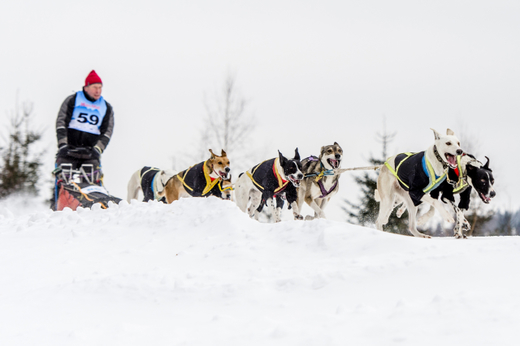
[[53, 163, 122, 211]]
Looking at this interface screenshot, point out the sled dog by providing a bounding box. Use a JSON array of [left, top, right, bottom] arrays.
[[127, 167, 175, 203], [156, 149, 231, 203], [375, 128, 463, 238], [296, 142, 343, 220], [234, 149, 304, 222], [412, 155, 495, 238]]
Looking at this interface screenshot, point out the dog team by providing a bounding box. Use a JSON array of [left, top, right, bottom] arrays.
[[127, 128, 496, 238]]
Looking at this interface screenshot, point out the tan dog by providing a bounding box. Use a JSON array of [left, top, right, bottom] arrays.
[[157, 149, 231, 203]]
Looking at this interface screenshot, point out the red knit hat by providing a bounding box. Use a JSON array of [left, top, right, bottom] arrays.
[[85, 70, 103, 86]]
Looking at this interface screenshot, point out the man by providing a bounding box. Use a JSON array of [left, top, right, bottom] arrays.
[[55, 70, 115, 170]]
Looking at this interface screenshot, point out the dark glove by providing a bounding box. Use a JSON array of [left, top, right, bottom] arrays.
[[92, 146, 102, 159], [58, 145, 68, 156], [94, 146, 103, 155]]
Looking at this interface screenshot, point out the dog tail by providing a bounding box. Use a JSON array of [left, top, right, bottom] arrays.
[[127, 170, 142, 203], [374, 189, 381, 202]]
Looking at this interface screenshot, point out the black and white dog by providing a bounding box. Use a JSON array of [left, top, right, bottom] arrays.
[[127, 167, 175, 203], [414, 155, 495, 238], [234, 149, 304, 222], [375, 128, 464, 238], [295, 142, 343, 220]]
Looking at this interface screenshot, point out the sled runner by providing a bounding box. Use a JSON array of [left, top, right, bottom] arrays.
[[53, 162, 121, 211]]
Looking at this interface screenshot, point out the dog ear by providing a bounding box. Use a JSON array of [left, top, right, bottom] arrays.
[[431, 128, 441, 140], [294, 148, 300, 161], [446, 128, 455, 136], [483, 156, 492, 171], [334, 142, 340, 146], [278, 150, 287, 166], [221, 149, 227, 157], [209, 149, 216, 159]]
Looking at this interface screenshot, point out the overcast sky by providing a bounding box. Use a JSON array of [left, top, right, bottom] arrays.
[[1, 0, 519, 218]]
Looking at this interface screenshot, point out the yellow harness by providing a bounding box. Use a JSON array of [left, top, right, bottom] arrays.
[[246, 158, 289, 193], [384, 152, 448, 193], [176, 160, 222, 196]]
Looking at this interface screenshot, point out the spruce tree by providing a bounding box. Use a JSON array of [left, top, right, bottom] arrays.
[[0, 102, 44, 198], [343, 125, 409, 234]]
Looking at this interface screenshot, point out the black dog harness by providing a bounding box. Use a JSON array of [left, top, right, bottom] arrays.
[[246, 158, 298, 211], [246, 158, 289, 194], [139, 167, 166, 203], [385, 151, 447, 206], [176, 161, 224, 198], [385, 150, 468, 206]]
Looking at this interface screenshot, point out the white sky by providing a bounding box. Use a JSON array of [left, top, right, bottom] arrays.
[[1, 0, 519, 216]]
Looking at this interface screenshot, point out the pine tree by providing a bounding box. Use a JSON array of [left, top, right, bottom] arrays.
[[0, 101, 44, 198], [343, 124, 409, 234]]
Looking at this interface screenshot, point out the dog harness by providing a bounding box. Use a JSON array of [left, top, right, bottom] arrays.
[[176, 161, 224, 197], [139, 167, 166, 203], [302, 156, 338, 198], [246, 158, 289, 194], [384, 151, 447, 206]]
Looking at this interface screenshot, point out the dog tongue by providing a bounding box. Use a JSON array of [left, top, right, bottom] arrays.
[[447, 155, 457, 167]]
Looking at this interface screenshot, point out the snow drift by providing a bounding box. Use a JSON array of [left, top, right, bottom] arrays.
[[0, 197, 519, 345]]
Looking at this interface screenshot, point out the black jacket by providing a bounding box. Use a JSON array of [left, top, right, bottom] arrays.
[[178, 161, 223, 198], [249, 158, 297, 210], [394, 152, 437, 206]]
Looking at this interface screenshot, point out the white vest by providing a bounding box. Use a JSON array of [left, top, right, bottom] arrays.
[[68, 91, 107, 135]]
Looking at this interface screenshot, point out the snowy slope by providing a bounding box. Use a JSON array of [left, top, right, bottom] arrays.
[[0, 197, 519, 346]]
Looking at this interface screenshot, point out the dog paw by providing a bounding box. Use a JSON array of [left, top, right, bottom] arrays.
[[293, 214, 304, 221], [304, 215, 315, 221]]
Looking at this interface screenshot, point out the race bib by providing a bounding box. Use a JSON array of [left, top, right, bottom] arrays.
[[69, 91, 107, 135]]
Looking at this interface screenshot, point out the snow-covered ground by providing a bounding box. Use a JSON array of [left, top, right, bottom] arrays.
[[0, 196, 519, 346]]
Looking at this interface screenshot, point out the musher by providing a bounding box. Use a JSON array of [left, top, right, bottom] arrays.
[[52, 70, 115, 208]]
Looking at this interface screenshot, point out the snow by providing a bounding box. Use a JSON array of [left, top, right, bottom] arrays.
[[1, 196, 519, 345]]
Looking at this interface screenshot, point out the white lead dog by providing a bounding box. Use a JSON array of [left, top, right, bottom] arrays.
[[375, 128, 463, 238]]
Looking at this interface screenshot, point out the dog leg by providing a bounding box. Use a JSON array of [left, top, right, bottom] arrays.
[[291, 201, 303, 220], [248, 191, 262, 220], [417, 206, 435, 226], [404, 200, 431, 238], [308, 199, 325, 219], [449, 201, 469, 239], [394, 200, 406, 218], [264, 198, 281, 223], [375, 193, 395, 231], [420, 195, 455, 224], [126, 170, 142, 202]]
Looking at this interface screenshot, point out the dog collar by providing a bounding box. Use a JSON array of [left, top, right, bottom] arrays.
[[433, 145, 449, 170]]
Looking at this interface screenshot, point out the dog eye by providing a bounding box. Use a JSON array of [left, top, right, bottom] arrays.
[[446, 142, 452, 146]]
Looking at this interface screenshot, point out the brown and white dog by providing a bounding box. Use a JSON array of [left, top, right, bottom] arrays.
[[295, 142, 343, 220], [157, 149, 231, 203]]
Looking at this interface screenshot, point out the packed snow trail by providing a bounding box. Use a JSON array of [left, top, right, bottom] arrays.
[[0, 197, 519, 345]]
